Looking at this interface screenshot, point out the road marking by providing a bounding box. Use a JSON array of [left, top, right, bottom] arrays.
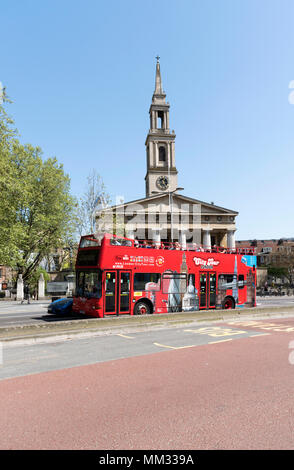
[[226, 321, 294, 332], [250, 333, 271, 337], [116, 334, 135, 339], [208, 339, 233, 344], [153, 342, 196, 350], [184, 327, 247, 337]]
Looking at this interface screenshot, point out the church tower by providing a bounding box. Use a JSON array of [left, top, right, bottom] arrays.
[[145, 57, 178, 197]]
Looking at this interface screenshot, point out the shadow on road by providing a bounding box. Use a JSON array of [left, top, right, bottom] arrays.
[[31, 313, 90, 323]]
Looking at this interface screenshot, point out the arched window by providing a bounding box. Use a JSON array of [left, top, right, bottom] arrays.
[[159, 146, 166, 162]]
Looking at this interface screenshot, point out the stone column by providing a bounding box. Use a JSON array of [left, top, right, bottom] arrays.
[[38, 273, 45, 300], [154, 141, 158, 166], [203, 230, 211, 250], [227, 230, 236, 249], [126, 231, 134, 239], [151, 111, 156, 130], [152, 230, 161, 248], [171, 142, 176, 168], [167, 142, 171, 170], [163, 112, 167, 130], [149, 141, 154, 167], [17, 274, 24, 301], [180, 232, 187, 250]]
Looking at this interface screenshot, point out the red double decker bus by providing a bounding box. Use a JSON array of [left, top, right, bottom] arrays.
[[72, 233, 256, 318]]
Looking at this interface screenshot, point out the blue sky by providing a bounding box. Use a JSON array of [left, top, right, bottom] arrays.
[[1, 0, 294, 240]]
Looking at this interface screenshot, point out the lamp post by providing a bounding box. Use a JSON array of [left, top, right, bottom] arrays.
[[152, 187, 184, 242]]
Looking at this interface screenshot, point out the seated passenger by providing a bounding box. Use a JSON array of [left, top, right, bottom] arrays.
[[143, 240, 152, 248]]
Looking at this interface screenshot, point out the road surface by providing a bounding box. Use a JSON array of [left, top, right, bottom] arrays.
[[0, 296, 294, 328], [1, 314, 294, 449]]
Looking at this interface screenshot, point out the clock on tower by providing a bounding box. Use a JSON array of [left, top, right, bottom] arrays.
[[156, 176, 169, 190]]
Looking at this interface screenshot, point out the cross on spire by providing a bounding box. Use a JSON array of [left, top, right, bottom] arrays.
[[156, 55, 160, 63]]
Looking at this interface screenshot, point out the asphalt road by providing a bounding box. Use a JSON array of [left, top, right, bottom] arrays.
[[0, 300, 79, 327], [1, 314, 294, 449], [0, 321, 266, 380], [0, 296, 294, 328]]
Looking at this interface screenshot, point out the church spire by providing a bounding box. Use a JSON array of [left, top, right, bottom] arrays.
[[154, 56, 163, 95], [153, 56, 166, 103], [145, 58, 178, 197]]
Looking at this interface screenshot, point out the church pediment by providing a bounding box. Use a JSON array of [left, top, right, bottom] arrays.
[[105, 193, 238, 217], [170, 194, 238, 215]]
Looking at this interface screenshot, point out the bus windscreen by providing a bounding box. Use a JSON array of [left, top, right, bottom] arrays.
[[76, 250, 99, 266]]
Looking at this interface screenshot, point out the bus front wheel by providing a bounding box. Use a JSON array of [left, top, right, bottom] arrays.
[[222, 296, 235, 310], [134, 301, 151, 315]]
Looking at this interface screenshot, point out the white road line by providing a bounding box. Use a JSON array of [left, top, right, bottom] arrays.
[[153, 342, 196, 350], [116, 334, 135, 339], [208, 339, 233, 344]]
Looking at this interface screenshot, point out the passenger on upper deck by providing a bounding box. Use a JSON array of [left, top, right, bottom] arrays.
[[142, 240, 152, 248]]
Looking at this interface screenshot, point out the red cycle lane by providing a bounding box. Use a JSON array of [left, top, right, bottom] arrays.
[[0, 324, 294, 450]]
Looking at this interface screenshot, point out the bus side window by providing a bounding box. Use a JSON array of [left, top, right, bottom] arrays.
[[134, 273, 161, 290]]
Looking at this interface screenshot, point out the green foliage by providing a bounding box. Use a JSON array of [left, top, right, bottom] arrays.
[[27, 267, 50, 295], [267, 266, 288, 278], [0, 99, 77, 280]]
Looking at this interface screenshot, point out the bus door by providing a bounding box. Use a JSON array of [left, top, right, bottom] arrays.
[[199, 272, 216, 309], [104, 270, 131, 315], [118, 271, 131, 314]]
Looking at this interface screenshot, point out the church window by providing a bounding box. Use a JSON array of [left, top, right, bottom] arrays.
[[159, 146, 166, 162]]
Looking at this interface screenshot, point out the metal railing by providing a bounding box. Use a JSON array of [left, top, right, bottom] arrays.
[[132, 239, 256, 255]]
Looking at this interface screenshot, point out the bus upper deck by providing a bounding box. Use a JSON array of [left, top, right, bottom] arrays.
[[78, 233, 256, 256]]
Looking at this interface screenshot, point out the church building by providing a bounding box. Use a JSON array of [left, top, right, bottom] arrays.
[[96, 58, 238, 249]]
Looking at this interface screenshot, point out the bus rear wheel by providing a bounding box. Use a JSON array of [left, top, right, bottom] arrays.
[[222, 297, 235, 310], [134, 301, 151, 315]]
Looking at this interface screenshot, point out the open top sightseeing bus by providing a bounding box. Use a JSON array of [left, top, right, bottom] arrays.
[[72, 233, 256, 318]]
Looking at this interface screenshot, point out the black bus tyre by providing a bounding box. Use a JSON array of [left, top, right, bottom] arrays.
[[222, 296, 235, 310], [134, 301, 151, 315]]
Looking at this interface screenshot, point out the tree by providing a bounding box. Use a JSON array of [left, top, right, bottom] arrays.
[[0, 97, 77, 280], [76, 169, 111, 236], [268, 252, 294, 285], [27, 266, 50, 298]]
